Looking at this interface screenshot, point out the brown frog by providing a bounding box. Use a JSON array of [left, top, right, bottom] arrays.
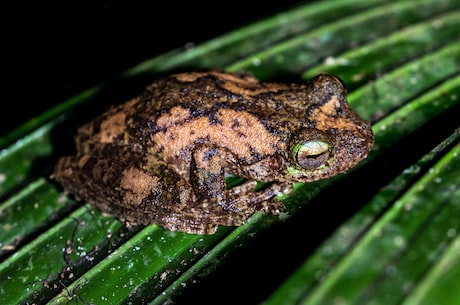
[[53, 72, 374, 234]]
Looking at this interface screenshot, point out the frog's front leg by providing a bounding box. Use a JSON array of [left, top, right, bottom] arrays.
[[191, 144, 288, 216]]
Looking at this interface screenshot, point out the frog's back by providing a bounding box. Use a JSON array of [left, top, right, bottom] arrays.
[[75, 72, 306, 154]]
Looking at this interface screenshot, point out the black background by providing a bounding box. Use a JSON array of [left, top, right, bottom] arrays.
[[3, 1, 304, 137]]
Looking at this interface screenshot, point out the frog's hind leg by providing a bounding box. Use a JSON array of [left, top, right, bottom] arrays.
[[53, 144, 249, 234], [53, 144, 198, 228]]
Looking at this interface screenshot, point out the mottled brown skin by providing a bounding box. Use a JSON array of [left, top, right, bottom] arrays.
[[53, 72, 374, 234]]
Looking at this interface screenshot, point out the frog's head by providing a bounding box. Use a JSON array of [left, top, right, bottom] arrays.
[[249, 74, 373, 183], [283, 74, 374, 182]]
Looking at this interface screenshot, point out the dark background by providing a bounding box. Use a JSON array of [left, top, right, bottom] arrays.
[[2, 2, 304, 137]]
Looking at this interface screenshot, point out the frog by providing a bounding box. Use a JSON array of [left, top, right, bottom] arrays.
[[52, 71, 374, 234]]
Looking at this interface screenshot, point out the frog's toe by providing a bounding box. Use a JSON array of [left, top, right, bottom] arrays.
[[153, 207, 248, 234], [258, 199, 285, 214]]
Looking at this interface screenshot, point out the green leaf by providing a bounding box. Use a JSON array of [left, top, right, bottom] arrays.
[[264, 131, 460, 305], [1, 1, 459, 304]]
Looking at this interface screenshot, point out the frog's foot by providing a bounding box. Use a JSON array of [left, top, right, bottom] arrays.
[[223, 181, 292, 215], [117, 201, 245, 234], [151, 204, 248, 234]]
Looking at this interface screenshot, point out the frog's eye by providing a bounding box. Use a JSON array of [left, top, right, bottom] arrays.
[[293, 140, 330, 170]]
